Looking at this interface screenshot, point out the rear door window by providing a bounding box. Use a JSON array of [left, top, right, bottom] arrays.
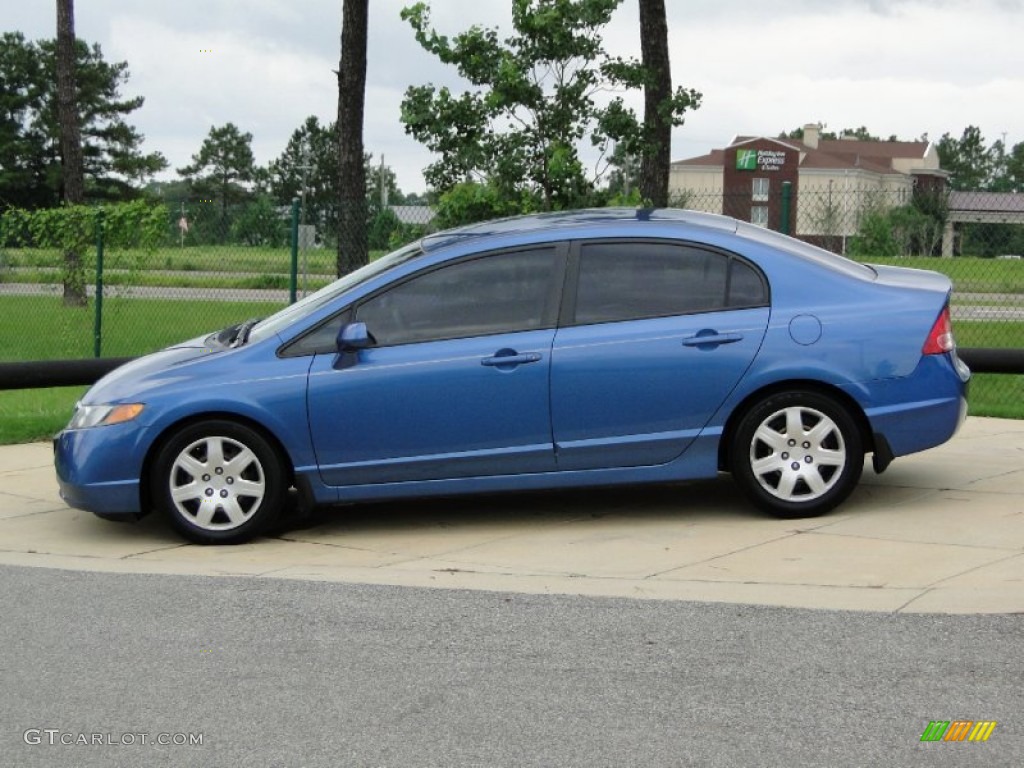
[[572, 241, 766, 325]]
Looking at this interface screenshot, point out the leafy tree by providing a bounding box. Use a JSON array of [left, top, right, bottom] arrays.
[[143, 178, 192, 203], [367, 207, 401, 250], [433, 180, 537, 229], [1, 199, 168, 279], [387, 219, 432, 250], [910, 185, 949, 256], [178, 123, 256, 240], [936, 125, 992, 191], [779, 125, 900, 142], [1006, 141, 1024, 193], [986, 138, 1024, 193], [0, 32, 166, 210], [400, 0, 700, 216], [268, 116, 339, 237], [232, 195, 287, 247], [401, 190, 437, 206], [849, 202, 943, 259], [0, 33, 44, 208], [268, 115, 402, 247], [935, 128, 1024, 192], [336, 0, 369, 275], [602, 141, 641, 199]]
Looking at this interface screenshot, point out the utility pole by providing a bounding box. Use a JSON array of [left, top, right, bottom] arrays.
[[297, 141, 313, 296]]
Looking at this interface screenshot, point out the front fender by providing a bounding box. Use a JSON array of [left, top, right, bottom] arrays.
[[141, 363, 318, 474]]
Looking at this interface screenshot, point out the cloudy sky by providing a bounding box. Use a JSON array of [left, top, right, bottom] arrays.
[[7, 0, 1022, 193]]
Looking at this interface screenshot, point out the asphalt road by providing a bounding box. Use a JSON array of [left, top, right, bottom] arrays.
[[2, 566, 1020, 767]]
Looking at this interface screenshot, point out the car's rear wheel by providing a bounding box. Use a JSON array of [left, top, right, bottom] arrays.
[[152, 420, 286, 544], [731, 391, 863, 519]]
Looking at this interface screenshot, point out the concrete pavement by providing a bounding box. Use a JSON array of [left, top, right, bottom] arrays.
[[1, 416, 1021, 614]]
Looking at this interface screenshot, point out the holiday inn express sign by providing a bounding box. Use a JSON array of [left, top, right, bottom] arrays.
[[736, 148, 787, 171]]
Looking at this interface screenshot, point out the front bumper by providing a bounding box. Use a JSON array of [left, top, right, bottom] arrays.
[[53, 425, 148, 517]]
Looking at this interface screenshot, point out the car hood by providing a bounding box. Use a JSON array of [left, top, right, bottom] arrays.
[[83, 335, 227, 405]]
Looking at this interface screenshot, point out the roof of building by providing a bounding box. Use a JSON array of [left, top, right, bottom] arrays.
[[672, 133, 935, 177], [670, 149, 726, 168], [949, 191, 1024, 213], [389, 205, 436, 225], [818, 139, 929, 160], [799, 150, 893, 175]]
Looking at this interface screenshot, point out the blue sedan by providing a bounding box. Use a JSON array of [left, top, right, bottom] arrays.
[[55, 209, 970, 544]]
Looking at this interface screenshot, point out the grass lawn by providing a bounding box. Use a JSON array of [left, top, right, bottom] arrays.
[[867, 255, 1024, 294], [0, 295, 287, 443], [966, 374, 1024, 419], [954, 320, 1024, 349], [0, 268, 334, 293], [953, 320, 1023, 421], [0, 385, 87, 445], [2, 245, 385, 276], [0, 295, 285, 360]]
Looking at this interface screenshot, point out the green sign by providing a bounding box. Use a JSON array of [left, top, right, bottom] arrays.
[[736, 149, 758, 171]]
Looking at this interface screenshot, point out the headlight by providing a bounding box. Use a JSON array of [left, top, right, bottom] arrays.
[[67, 403, 145, 430]]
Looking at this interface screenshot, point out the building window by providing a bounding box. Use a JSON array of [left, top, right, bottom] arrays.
[[752, 177, 769, 201], [751, 206, 768, 227]]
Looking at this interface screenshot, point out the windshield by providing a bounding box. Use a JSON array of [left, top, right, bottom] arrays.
[[245, 241, 423, 344]]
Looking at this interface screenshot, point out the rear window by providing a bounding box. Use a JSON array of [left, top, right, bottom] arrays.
[[737, 221, 876, 279]]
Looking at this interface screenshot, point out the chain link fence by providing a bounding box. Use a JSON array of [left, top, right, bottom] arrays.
[[0, 190, 1020, 413], [0, 200, 437, 361]]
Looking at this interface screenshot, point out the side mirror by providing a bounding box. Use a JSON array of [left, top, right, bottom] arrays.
[[337, 321, 376, 352]]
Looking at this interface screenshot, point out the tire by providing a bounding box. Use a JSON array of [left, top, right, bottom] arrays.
[[730, 391, 863, 519], [152, 420, 287, 544]]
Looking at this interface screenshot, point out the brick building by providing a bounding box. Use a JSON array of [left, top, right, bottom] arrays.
[[669, 124, 948, 248]]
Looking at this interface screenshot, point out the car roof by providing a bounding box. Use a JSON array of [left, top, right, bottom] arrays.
[[420, 207, 740, 252]]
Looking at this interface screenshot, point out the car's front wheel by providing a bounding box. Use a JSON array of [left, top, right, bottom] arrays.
[[152, 420, 287, 544], [731, 391, 863, 519]]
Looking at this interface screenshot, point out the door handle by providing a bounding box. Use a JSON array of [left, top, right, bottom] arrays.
[[682, 332, 743, 348], [481, 352, 542, 367]]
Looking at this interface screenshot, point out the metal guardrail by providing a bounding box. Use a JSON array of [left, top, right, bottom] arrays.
[[958, 348, 1024, 374], [0, 348, 1018, 392], [0, 357, 134, 391]]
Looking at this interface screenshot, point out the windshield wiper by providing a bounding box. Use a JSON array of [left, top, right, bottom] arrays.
[[230, 318, 262, 348]]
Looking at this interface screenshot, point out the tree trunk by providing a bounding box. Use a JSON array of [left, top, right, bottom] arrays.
[[336, 0, 369, 276], [56, 0, 87, 306], [639, 0, 671, 208]]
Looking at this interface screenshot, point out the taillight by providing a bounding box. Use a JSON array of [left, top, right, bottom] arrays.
[[922, 305, 955, 355]]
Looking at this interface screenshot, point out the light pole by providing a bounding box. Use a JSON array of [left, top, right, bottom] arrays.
[[297, 142, 313, 297]]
